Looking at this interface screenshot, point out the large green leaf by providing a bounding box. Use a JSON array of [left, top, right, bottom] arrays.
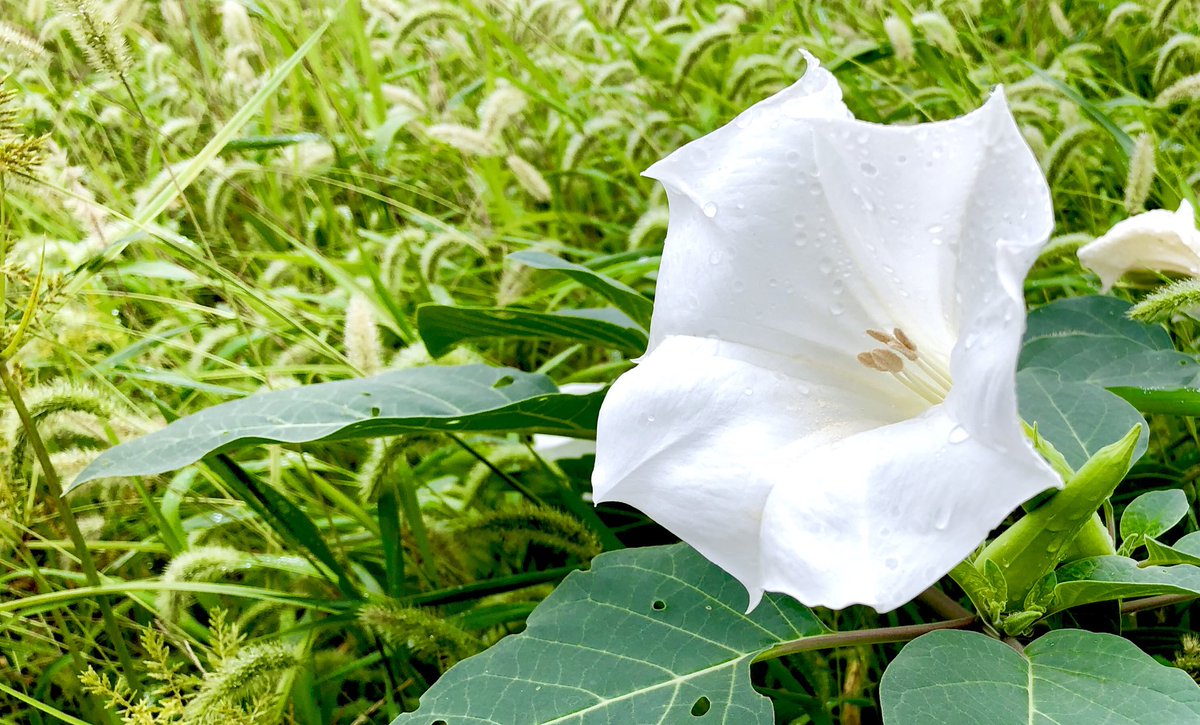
[[1016, 368, 1147, 470], [417, 304, 647, 358], [1013, 296, 1200, 464], [392, 544, 824, 724], [1050, 555, 1200, 614], [1021, 296, 1200, 391], [72, 366, 602, 489], [508, 250, 654, 329], [881, 629, 1200, 724]]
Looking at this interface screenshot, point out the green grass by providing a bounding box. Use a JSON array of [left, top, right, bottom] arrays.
[[2, 0, 1200, 722]]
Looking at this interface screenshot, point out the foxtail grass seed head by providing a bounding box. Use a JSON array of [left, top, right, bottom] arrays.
[[344, 294, 382, 376], [425, 123, 500, 156], [0, 21, 48, 62], [157, 546, 248, 621], [673, 23, 735, 84], [1158, 72, 1200, 106], [1124, 133, 1157, 213], [478, 83, 526, 138], [505, 154, 552, 202], [1154, 0, 1185, 29], [183, 642, 296, 723], [358, 600, 483, 664], [1049, 2, 1074, 36], [628, 205, 669, 249], [218, 0, 255, 49], [56, 0, 130, 77], [884, 16, 914, 64], [912, 11, 957, 53], [382, 83, 426, 113], [1129, 278, 1200, 323]]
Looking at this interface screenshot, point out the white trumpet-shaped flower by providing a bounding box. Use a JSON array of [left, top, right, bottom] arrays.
[[592, 54, 1063, 612], [1077, 201, 1200, 292]]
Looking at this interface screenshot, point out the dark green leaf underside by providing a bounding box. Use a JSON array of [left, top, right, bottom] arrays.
[[74, 365, 601, 488]]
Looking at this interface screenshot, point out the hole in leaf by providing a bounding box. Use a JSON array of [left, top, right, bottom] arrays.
[[690, 696, 710, 716], [493, 375, 515, 389], [370, 406, 381, 417], [651, 599, 667, 611], [431, 720, 448, 725]]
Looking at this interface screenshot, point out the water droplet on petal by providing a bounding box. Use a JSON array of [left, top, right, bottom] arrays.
[[934, 502, 954, 530], [708, 251, 722, 265], [928, 224, 945, 234], [885, 557, 899, 570], [947, 425, 969, 444], [646, 414, 656, 423], [702, 201, 718, 218], [744, 387, 754, 396], [829, 302, 845, 316], [860, 162, 878, 176]]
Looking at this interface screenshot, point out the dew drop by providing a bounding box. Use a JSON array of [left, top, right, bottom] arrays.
[[786, 150, 802, 166], [885, 557, 899, 570], [732, 280, 745, 292], [928, 224, 945, 234], [708, 251, 722, 265], [860, 161, 878, 176], [818, 259, 833, 274], [947, 425, 969, 444], [829, 301, 845, 315], [646, 414, 656, 423], [702, 201, 718, 218], [930, 237, 944, 246], [934, 501, 954, 530], [744, 387, 754, 396]]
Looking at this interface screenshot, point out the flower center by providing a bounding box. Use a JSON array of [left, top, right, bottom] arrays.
[[856, 328, 951, 405]]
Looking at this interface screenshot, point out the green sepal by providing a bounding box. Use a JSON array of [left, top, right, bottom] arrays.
[[1024, 571, 1058, 612], [999, 610, 1044, 637], [1024, 420, 1075, 481], [982, 559, 1008, 622], [974, 424, 1141, 608]]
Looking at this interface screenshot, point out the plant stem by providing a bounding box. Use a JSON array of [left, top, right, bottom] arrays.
[[1122, 593, 1199, 614], [0, 361, 141, 690], [754, 615, 978, 662]]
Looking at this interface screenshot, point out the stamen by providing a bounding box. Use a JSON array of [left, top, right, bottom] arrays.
[[895, 370, 944, 404], [893, 328, 916, 354], [886, 339, 918, 361], [858, 327, 952, 403], [869, 348, 904, 372]]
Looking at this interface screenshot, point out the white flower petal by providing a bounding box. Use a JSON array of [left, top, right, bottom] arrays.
[[592, 335, 919, 605], [642, 58, 1047, 376], [1077, 201, 1200, 292], [758, 406, 1060, 612]]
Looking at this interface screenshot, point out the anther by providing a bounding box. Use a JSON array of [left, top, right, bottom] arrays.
[[869, 348, 905, 373], [866, 329, 893, 344], [886, 340, 918, 361], [893, 328, 917, 354]]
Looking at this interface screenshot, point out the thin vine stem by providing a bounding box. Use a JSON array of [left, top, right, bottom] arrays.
[[754, 591, 1199, 663]]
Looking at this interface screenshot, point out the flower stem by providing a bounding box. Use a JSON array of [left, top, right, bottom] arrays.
[[0, 360, 141, 690]]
